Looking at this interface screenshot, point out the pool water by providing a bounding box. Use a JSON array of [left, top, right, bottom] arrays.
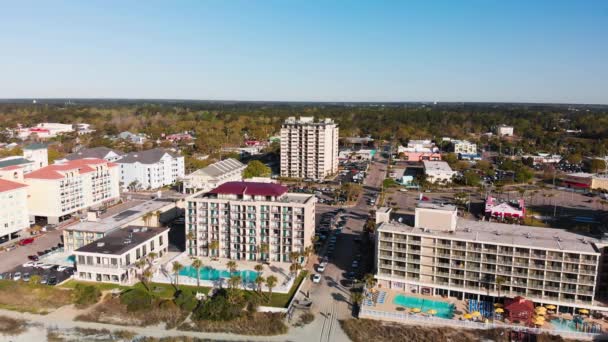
[[66, 255, 76, 263], [550, 318, 577, 332], [393, 294, 455, 319], [179, 266, 258, 282]]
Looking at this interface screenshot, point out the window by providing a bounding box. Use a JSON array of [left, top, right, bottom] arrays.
[[159, 235, 164, 246]]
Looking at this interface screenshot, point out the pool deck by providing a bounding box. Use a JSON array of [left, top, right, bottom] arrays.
[[364, 287, 461, 317], [152, 254, 297, 294]]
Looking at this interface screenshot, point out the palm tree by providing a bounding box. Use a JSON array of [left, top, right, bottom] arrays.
[[255, 275, 266, 294], [141, 269, 153, 292], [172, 261, 183, 288], [303, 246, 314, 259], [228, 274, 242, 290], [363, 273, 376, 289], [226, 260, 238, 274], [154, 210, 162, 226], [254, 263, 264, 275], [142, 212, 153, 226], [350, 290, 363, 309], [495, 276, 506, 298], [259, 243, 269, 261], [265, 275, 278, 301], [209, 240, 219, 258], [191, 258, 204, 290]]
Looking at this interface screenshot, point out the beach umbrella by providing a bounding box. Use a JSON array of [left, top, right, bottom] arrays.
[[535, 311, 546, 316], [545, 305, 556, 310], [463, 313, 472, 319], [427, 309, 437, 316], [411, 308, 421, 313], [495, 308, 504, 313], [535, 306, 547, 311], [471, 311, 481, 317], [493, 303, 504, 308], [533, 317, 545, 326], [578, 309, 589, 314]]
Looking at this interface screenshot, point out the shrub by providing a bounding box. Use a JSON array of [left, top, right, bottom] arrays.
[[120, 289, 153, 312], [174, 290, 198, 312], [192, 289, 244, 321], [73, 284, 102, 307]]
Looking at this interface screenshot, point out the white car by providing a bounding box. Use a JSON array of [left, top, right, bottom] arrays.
[[317, 264, 326, 273], [13, 272, 21, 281], [312, 274, 322, 283], [22, 261, 35, 268], [40, 264, 54, 269], [57, 265, 68, 272], [320, 260, 328, 267], [32, 261, 44, 268]]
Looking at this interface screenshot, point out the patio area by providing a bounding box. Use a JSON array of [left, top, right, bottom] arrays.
[[152, 253, 296, 294]]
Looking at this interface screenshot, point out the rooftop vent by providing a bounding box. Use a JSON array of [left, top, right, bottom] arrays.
[[524, 233, 531, 239], [97, 242, 105, 247], [123, 239, 132, 244]]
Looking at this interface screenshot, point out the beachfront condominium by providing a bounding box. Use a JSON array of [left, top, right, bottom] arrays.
[[74, 226, 169, 285], [185, 181, 315, 262], [280, 116, 339, 180], [0, 179, 29, 242], [24, 158, 120, 224], [375, 203, 606, 313]]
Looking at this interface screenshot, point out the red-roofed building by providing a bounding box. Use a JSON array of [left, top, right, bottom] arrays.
[[186, 181, 316, 263], [0, 178, 29, 242], [24, 159, 120, 224]]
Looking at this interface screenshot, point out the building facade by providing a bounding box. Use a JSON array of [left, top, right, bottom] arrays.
[[280, 116, 339, 180], [375, 203, 604, 313], [24, 158, 120, 224], [74, 226, 169, 285], [452, 140, 477, 155], [185, 181, 315, 262], [117, 149, 185, 190], [23, 143, 49, 170], [182, 158, 245, 194], [422, 160, 456, 183], [0, 179, 29, 242], [497, 125, 514, 137]]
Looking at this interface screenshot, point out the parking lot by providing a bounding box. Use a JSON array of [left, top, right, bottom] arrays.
[[3, 262, 74, 285]]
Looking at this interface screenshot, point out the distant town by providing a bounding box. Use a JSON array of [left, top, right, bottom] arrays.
[[0, 101, 607, 341]]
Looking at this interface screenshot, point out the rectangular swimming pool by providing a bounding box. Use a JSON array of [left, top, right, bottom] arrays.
[[179, 266, 258, 282], [393, 294, 455, 319]]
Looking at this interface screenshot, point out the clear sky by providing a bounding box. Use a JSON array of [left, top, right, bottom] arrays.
[[0, 1, 607, 104]]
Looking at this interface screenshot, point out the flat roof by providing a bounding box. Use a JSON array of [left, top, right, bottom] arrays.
[[422, 160, 453, 172], [66, 199, 174, 234], [379, 219, 600, 254], [75, 226, 168, 255], [417, 202, 456, 212]]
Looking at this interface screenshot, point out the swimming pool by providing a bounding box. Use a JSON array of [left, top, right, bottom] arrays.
[[179, 266, 258, 282], [66, 255, 75, 263], [393, 294, 455, 319]]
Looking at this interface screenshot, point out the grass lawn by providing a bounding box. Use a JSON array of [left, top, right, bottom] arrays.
[[0, 280, 72, 314], [60, 279, 127, 292]]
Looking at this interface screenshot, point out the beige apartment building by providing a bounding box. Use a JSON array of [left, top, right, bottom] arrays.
[[186, 181, 315, 263], [280, 116, 339, 180], [24, 158, 120, 224], [74, 226, 169, 285], [375, 203, 607, 313]]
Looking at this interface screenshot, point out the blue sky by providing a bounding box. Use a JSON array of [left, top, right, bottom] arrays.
[[0, 1, 606, 103]]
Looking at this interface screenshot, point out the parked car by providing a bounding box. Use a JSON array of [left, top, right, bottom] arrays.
[[13, 272, 21, 281], [28, 255, 39, 261], [40, 264, 54, 269], [19, 238, 34, 246], [317, 264, 326, 273], [22, 273, 31, 282], [32, 261, 44, 268], [47, 276, 57, 286], [312, 274, 322, 283], [40, 276, 48, 285], [22, 261, 35, 268], [57, 265, 69, 272]]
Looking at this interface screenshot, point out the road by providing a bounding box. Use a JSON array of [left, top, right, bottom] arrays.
[[297, 150, 388, 342]]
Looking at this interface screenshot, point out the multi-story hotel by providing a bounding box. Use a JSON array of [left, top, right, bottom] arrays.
[[375, 203, 607, 313], [117, 148, 185, 190], [24, 158, 120, 224], [280, 116, 339, 180], [185, 181, 315, 262], [74, 226, 169, 285], [0, 179, 29, 242]]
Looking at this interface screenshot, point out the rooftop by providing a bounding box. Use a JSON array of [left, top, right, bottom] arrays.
[[379, 218, 600, 254], [23, 143, 47, 150], [283, 116, 335, 126], [0, 157, 32, 169], [25, 158, 117, 180], [67, 199, 174, 233], [566, 172, 594, 178], [0, 178, 27, 193], [116, 148, 179, 164], [417, 202, 457, 212], [422, 160, 453, 172], [190, 158, 244, 178], [65, 147, 124, 161], [75, 226, 168, 255], [208, 181, 288, 197]]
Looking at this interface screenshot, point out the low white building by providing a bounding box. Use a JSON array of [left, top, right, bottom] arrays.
[[497, 125, 514, 137], [118, 131, 147, 145], [422, 160, 456, 183], [17, 123, 75, 139], [74, 226, 169, 285], [452, 140, 477, 155], [0, 143, 48, 175], [117, 149, 185, 190], [24, 158, 121, 224], [182, 158, 245, 194], [0, 179, 29, 242]]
